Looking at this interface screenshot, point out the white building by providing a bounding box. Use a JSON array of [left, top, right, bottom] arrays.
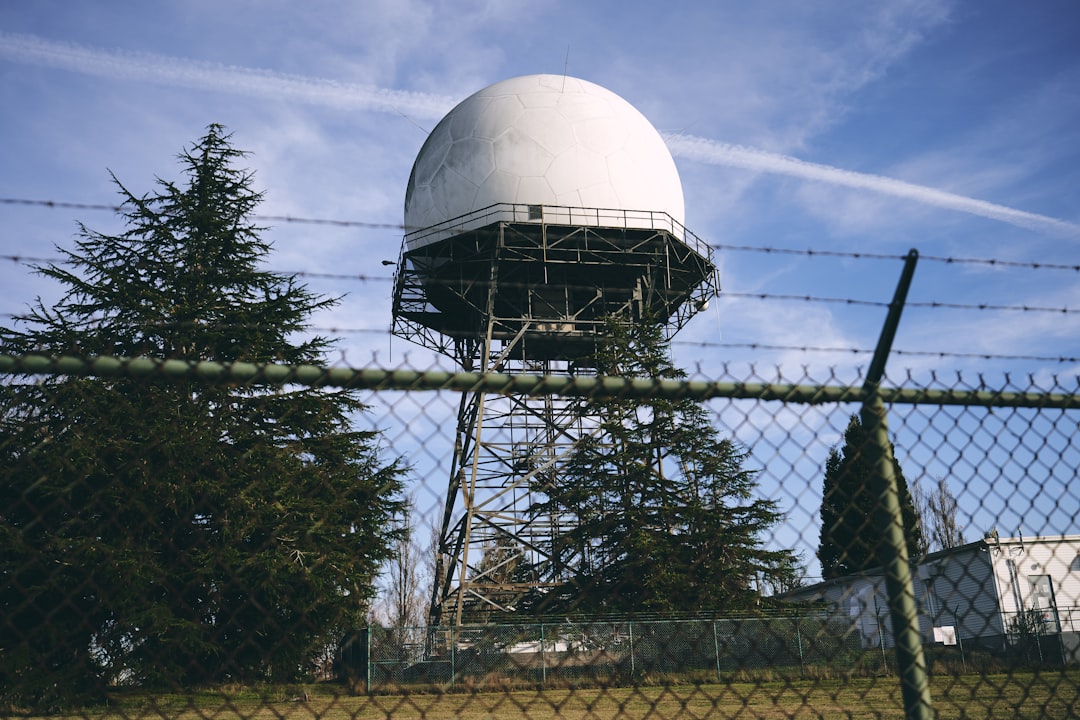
[[781, 534, 1080, 663]]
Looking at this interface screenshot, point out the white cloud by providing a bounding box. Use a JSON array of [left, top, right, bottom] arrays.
[[610, 1, 952, 148]]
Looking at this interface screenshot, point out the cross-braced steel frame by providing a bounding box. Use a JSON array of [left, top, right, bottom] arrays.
[[390, 203, 717, 626]]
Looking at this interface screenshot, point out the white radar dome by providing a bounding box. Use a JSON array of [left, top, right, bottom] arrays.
[[404, 74, 684, 240]]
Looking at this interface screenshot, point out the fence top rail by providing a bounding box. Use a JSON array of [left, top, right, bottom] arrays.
[[376, 612, 849, 634], [1, 353, 1078, 409]]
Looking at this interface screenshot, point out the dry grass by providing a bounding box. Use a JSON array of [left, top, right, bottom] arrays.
[[21, 670, 1080, 720]]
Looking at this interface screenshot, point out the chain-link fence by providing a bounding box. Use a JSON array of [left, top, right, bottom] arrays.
[[358, 614, 865, 691], [2, 351, 1079, 718]]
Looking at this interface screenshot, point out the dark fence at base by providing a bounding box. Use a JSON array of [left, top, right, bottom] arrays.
[[363, 615, 867, 691]]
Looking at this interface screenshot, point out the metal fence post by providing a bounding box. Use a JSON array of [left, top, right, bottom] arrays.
[[953, 605, 966, 672], [366, 626, 372, 694], [712, 621, 721, 683], [874, 596, 889, 674], [450, 626, 456, 690], [541, 622, 547, 685], [794, 617, 805, 679], [862, 249, 933, 720]]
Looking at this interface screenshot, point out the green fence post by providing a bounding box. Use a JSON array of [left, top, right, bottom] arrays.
[[795, 617, 805, 679], [862, 248, 933, 720], [712, 621, 721, 683]]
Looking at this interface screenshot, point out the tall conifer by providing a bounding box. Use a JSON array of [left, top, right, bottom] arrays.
[[0, 126, 405, 707], [817, 414, 925, 578], [525, 319, 795, 616]]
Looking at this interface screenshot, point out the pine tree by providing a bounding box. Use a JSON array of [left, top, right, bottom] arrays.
[[0, 126, 406, 707], [525, 319, 796, 616], [817, 414, 925, 579]]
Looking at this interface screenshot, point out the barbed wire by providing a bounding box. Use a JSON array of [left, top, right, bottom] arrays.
[[5, 196, 1080, 272], [1, 312, 1074, 364], [282, 270, 396, 282], [701, 342, 1080, 365], [5, 256, 1074, 316], [1, 254, 58, 265], [3, 198, 1078, 360], [0, 198, 122, 213], [711, 242, 1080, 273], [256, 215, 403, 230], [0, 255, 402, 283], [0, 197, 406, 230], [721, 292, 1078, 315]]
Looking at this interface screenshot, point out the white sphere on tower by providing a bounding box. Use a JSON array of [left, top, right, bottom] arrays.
[[405, 74, 684, 244]]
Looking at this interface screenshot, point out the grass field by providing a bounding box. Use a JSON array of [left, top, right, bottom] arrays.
[[28, 670, 1079, 720]]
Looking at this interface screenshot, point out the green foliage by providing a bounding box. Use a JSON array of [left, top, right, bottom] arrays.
[[817, 414, 925, 579], [524, 319, 797, 616], [1008, 608, 1047, 640], [1006, 608, 1057, 666], [0, 126, 406, 709]]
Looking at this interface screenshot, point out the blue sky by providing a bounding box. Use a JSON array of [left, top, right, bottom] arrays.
[[1, 1, 1078, 581]]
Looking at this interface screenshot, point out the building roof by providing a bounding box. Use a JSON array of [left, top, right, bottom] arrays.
[[784, 534, 1080, 599]]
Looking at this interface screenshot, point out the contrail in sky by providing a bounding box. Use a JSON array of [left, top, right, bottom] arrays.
[[0, 31, 456, 120], [2, 31, 1077, 237], [663, 134, 1080, 237]]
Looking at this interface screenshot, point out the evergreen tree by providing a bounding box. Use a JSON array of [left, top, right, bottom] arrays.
[[0, 126, 405, 707], [525, 319, 796, 616], [817, 414, 925, 579]]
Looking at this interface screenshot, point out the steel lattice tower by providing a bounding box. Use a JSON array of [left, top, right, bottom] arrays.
[[389, 75, 717, 626]]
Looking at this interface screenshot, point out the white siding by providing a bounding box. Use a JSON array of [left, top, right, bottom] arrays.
[[919, 545, 1003, 644], [985, 536, 1080, 635], [780, 536, 1080, 653]]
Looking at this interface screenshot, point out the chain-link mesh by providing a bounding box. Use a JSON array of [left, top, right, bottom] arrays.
[[358, 614, 865, 692], [2, 352, 1079, 718]]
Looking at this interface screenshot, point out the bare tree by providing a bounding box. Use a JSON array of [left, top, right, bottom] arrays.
[[915, 478, 965, 552], [386, 495, 427, 631], [423, 507, 443, 626], [371, 495, 429, 669]]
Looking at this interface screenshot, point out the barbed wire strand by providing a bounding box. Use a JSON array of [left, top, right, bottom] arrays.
[[4, 260, 1074, 316], [0, 198, 405, 230], [3, 198, 1078, 362], [709, 242, 1080, 273], [720, 292, 1077, 315], [5, 196, 1080, 272], [1, 312, 1075, 364]]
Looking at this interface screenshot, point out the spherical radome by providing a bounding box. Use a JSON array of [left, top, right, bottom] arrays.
[[404, 74, 684, 239]]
